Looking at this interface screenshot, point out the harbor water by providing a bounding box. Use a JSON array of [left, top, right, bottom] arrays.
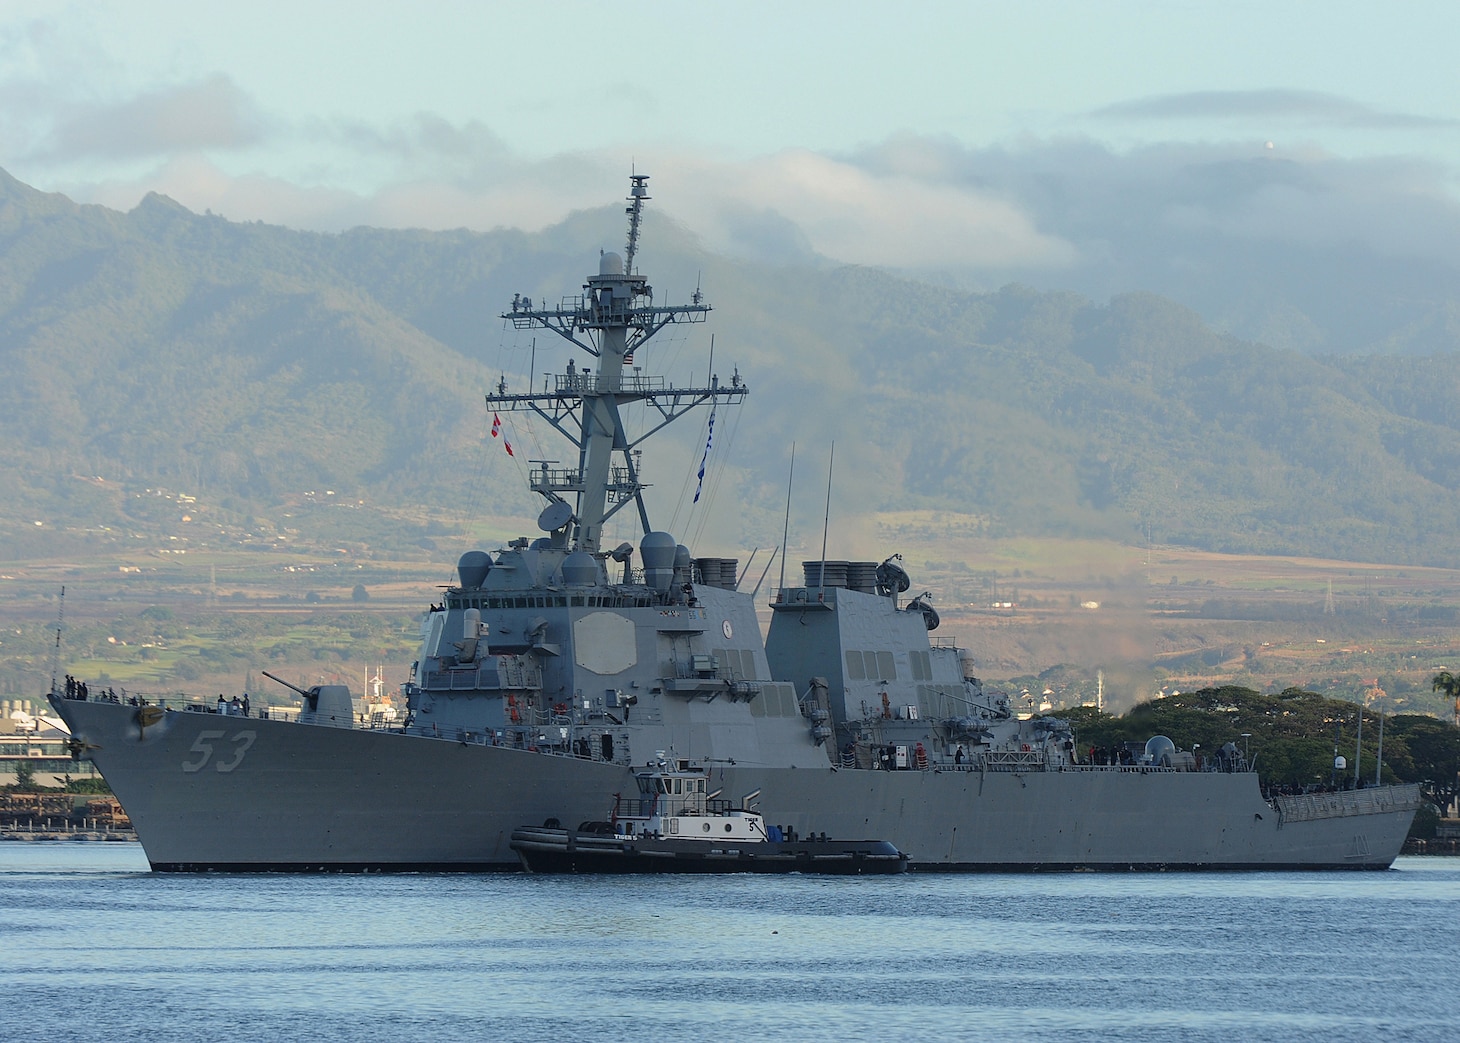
[[2, 844, 1456, 1043]]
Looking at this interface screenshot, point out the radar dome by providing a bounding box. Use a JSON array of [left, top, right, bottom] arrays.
[[1144, 735, 1177, 766], [640, 531, 677, 571], [561, 551, 599, 586], [457, 550, 491, 589], [600, 251, 624, 276], [641, 531, 677, 593]]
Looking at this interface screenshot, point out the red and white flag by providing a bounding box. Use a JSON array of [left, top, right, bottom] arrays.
[[491, 411, 515, 455]]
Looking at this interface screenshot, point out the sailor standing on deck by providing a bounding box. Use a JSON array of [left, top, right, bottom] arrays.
[[217, 694, 227, 715]]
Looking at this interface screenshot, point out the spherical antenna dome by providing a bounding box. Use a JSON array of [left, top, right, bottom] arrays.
[[1144, 735, 1177, 766], [561, 551, 599, 586], [599, 251, 624, 276], [457, 550, 491, 589]]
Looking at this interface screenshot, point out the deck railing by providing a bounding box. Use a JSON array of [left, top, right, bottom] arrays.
[[1275, 783, 1422, 823]]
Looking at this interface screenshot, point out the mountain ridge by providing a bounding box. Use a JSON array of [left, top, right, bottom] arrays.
[[3, 169, 1460, 567]]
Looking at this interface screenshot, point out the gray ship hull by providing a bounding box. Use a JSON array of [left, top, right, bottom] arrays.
[[51, 697, 1419, 871]]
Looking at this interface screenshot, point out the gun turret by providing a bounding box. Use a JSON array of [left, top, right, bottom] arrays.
[[263, 671, 356, 728], [262, 671, 311, 699]]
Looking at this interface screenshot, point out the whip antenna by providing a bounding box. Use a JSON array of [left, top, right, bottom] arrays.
[[49, 586, 65, 693], [778, 444, 795, 596]]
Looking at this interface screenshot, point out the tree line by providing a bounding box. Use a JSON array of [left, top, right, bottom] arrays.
[[1057, 685, 1459, 816]]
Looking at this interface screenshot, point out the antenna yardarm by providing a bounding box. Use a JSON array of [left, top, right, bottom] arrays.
[[491, 176, 743, 553]]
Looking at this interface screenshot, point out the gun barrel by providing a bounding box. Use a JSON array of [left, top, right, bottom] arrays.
[[262, 670, 311, 698]]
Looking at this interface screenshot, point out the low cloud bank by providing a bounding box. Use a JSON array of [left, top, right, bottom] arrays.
[[8, 67, 1460, 353]]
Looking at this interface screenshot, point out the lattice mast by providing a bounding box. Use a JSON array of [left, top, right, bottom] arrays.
[[495, 175, 743, 554]]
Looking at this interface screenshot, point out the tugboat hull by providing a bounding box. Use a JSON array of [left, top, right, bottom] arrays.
[[510, 826, 908, 874]]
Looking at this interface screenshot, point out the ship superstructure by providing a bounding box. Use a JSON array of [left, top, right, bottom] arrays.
[[48, 177, 1420, 871], [400, 175, 814, 772]]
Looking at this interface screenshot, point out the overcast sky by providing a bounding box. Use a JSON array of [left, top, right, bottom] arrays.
[[4, 0, 1460, 287]]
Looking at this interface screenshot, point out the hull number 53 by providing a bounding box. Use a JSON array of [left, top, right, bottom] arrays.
[[181, 730, 257, 774]]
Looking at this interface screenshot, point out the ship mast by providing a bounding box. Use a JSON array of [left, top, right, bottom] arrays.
[[494, 175, 745, 554]]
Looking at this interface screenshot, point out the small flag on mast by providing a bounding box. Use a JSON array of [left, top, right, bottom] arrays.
[[492, 412, 513, 456], [693, 407, 716, 504]]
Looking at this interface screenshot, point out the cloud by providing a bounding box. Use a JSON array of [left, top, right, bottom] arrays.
[[40, 130, 1076, 271], [25, 92, 1460, 354], [71, 151, 628, 235], [79, 155, 363, 229], [44, 123, 1460, 276], [836, 134, 1460, 352], [654, 148, 1076, 269], [703, 204, 818, 265], [846, 133, 1460, 263], [1091, 89, 1460, 131], [320, 113, 510, 166], [33, 74, 266, 162]]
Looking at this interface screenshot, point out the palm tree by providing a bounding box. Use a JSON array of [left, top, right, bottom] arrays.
[[1432, 670, 1460, 727]]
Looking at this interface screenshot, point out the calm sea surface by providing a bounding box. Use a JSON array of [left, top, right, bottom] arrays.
[[1, 843, 1456, 1043]]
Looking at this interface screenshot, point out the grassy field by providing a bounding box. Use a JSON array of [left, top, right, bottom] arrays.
[[5, 518, 1459, 721], [891, 530, 1460, 717], [0, 547, 446, 708]]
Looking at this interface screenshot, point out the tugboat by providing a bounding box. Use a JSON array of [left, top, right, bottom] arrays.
[[510, 756, 908, 874]]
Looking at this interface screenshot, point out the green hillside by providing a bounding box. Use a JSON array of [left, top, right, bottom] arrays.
[[3, 169, 1460, 567]]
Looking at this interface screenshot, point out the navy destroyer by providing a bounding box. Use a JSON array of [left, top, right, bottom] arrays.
[[49, 176, 1420, 871]]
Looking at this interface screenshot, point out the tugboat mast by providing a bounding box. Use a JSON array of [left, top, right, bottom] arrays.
[[495, 175, 745, 554]]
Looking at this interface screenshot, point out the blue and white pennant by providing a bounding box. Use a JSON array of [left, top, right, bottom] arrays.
[[693, 407, 716, 504]]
